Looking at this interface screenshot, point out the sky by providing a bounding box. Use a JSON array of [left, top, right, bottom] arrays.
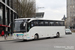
[[0, 0, 66, 20], [36, 0, 66, 20]]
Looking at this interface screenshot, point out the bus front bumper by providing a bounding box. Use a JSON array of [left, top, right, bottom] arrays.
[[13, 33, 27, 40]]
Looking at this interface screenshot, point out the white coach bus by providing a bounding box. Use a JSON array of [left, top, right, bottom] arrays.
[[13, 18, 65, 40]]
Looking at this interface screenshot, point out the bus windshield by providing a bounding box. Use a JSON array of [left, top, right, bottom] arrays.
[[14, 20, 26, 32]]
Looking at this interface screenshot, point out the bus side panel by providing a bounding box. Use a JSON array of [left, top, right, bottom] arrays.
[[27, 26, 65, 39]]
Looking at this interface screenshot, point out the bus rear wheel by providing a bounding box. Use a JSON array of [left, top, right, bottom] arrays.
[[56, 33, 60, 38]]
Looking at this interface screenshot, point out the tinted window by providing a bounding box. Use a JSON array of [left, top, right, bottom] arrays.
[[30, 20, 64, 26], [49, 22, 54, 26], [34, 21, 38, 26], [54, 22, 61, 26], [55, 22, 59, 26], [39, 20, 44, 26], [44, 21, 49, 26], [30, 20, 39, 27], [31, 21, 34, 27], [60, 22, 64, 26]]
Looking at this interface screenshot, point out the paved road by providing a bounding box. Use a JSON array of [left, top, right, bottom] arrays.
[[0, 33, 75, 50]]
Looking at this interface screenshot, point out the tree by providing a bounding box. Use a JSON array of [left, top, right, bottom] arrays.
[[13, 0, 36, 18]]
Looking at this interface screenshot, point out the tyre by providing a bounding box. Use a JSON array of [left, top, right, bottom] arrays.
[[56, 33, 60, 38], [34, 34, 39, 40]]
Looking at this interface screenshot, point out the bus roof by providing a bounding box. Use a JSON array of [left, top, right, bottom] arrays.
[[15, 18, 64, 21]]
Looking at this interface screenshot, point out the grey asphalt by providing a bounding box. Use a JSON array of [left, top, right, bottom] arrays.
[[0, 33, 75, 50]]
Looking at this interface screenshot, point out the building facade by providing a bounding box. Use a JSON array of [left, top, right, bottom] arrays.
[[0, 0, 18, 34], [67, 0, 75, 29]]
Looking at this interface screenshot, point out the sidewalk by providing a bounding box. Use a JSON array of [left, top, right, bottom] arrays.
[[0, 36, 13, 41]]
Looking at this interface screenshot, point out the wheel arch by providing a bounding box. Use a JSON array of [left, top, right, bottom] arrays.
[[34, 33, 39, 39]]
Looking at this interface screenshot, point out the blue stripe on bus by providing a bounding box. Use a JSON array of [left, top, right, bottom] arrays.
[[16, 34, 24, 36]]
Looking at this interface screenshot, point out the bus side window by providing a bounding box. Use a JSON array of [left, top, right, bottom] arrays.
[[44, 21, 49, 26], [50, 22, 54, 26], [55, 22, 59, 26], [34, 21, 38, 26], [39, 21, 44, 26], [31, 21, 34, 27], [49, 22, 51, 26], [60, 22, 64, 26]]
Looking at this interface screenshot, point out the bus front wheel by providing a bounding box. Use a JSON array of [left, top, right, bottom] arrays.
[[34, 34, 39, 40]]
